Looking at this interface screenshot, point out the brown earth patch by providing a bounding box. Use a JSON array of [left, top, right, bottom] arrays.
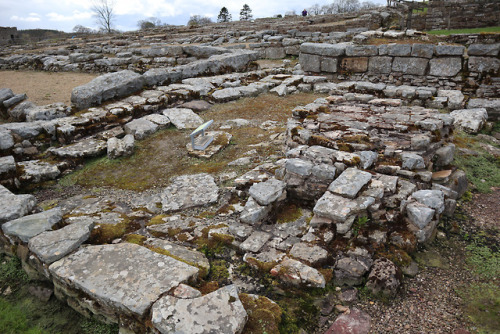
[[0, 70, 97, 105]]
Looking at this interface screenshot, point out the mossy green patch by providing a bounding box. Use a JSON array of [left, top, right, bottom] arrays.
[[465, 237, 499, 280], [456, 282, 500, 333], [146, 214, 168, 226], [208, 260, 229, 283], [275, 204, 303, 224], [123, 234, 146, 245], [240, 293, 282, 334]]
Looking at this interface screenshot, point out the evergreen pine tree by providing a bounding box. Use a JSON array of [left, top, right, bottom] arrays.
[[217, 7, 232, 22], [240, 4, 253, 21]]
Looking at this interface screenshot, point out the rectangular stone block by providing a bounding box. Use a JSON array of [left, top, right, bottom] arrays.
[[435, 45, 465, 56], [429, 57, 462, 77], [368, 56, 393, 74], [411, 44, 434, 58], [345, 45, 378, 57], [468, 57, 500, 73], [300, 53, 321, 72], [285, 46, 300, 56], [321, 57, 338, 73], [265, 47, 286, 59], [341, 57, 368, 73], [392, 57, 428, 75], [387, 44, 412, 56], [300, 43, 346, 57], [467, 44, 500, 56]]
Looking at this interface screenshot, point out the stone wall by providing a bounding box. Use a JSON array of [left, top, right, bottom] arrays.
[[0, 27, 19, 45], [409, 0, 500, 31], [299, 42, 500, 96]]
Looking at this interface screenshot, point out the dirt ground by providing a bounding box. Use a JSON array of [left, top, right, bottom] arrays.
[[0, 70, 97, 105]]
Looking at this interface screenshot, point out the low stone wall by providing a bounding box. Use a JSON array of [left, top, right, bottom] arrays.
[[299, 42, 500, 95]]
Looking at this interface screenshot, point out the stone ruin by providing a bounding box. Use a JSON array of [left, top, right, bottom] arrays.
[[0, 11, 499, 334]]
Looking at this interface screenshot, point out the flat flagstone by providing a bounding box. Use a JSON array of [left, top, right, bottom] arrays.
[[49, 243, 199, 317], [151, 285, 247, 334], [161, 173, 219, 212], [2, 208, 61, 243], [328, 168, 372, 199], [0, 185, 36, 224]]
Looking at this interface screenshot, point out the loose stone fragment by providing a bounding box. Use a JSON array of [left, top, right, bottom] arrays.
[[271, 258, 326, 288], [248, 178, 286, 206], [289, 242, 328, 266], [325, 307, 371, 334], [365, 258, 401, 297]]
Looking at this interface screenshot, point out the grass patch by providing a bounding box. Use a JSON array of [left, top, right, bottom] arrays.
[[456, 283, 500, 333], [465, 235, 499, 280], [0, 298, 46, 334], [57, 93, 325, 191], [427, 26, 500, 35], [453, 130, 500, 193]]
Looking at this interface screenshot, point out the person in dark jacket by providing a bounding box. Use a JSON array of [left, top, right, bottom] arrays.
[[302, 9, 308, 17]]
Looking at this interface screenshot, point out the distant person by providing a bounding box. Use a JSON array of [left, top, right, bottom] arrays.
[[302, 9, 308, 17]]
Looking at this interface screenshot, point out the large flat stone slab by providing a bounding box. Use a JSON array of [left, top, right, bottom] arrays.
[[2, 208, 62, 243], [161, 173, 219, 212], [248, 178, 286, 206], [28, 220, 94, 264], [151, 285, 247, 334], [0, 185, 36, 224], [328, 168, 372, 199], [18, 159, 61, 183], [49, 243, 199, 317], [48, 138, 107, 158], [162, 108, 204, 129], [71, 70, 145, 110], [313, 191, 374, 223]]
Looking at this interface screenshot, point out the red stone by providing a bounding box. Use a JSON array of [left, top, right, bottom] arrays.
[[324, 308, 371, 334]]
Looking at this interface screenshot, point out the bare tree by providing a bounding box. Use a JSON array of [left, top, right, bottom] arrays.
[[187, 15, 213, 27], [73, 25, 94, 34], [92, 0, 115, 33], [308, 3, 322, 16], [138, 17, 162, 30]]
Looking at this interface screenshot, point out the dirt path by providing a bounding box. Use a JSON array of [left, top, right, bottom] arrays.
[[0, 70, 97, 105]]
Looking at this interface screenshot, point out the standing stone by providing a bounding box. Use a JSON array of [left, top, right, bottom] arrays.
[[151, 285, 247, 334], [240, 197, 271, 225]]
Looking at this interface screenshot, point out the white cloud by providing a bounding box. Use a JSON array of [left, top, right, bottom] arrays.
[[10, 13, 41, 22], [46, 10, 92, 22]]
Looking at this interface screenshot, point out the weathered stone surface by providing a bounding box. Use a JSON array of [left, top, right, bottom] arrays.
[[406, 202, 435, 229], [18, 160, 61, 183], [107, 134, 135, 159], [412, 189, 445, 215], [248, 178, 286, 206], [450, 108, 488, 133], [151, 285, 247, 334], [25, 103, 69, 122], [3, 93, 27, 108], [271, 258, 325, 288], [243, 248, 286, 271], [368, 56, 392, 74], [325, 308, 371, 334], [467, 99, 500, 121], [314, 192, 374, 223], [321, 57, 338, 73], [334, 251, 373, 286], [300, 43, 346, 57], [0, 185, 36, 224], [401, 152, 425, 170], [163, 108, 204, 129], [289, 242, 328, 265], [0, 155, 16, 176], [467, 44, 500, 56], [345, 45, 377, 56], [392, 57, 428, 75], [341, 57, 368, 73], [50, 243, 199, 317], [161, 173, 218, 212], [2, 208, 62, 243], [48, 138, 107, 158], [285, 158, 313, 176], [387, 44, 411, 56], [71, 70, 145, 110], [180, 100, 212, 113], [212, 88, 243, 102], [434, 144, 455, 167], [299, 53, 321, 72], [28, 220, 94, 264], [0, 130, 14, 151], [187, 131, 232, 159], [239, 231, 271, 253], [366, 258, 400, 297], [429, 57, 462, 77], [124, 118, 159, 140], [328, 168, 372, 199], [468, 56, 500, 73], [0, 88, 14, 104], [411, 44, 434, 58], [437, 89, 464, 110], [172, 284, 201, 299], [144, 238, 210, 277], [435, 45, 465, 56], [240, 197, 271, 225]]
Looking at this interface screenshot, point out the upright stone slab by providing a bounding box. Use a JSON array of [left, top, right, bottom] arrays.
[[0, 185, 36, 224], [151, 285, 247, 334], [49, 243, 199, 318], [161, 173, 219, 212]]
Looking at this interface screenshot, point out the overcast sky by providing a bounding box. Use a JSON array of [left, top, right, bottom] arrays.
[[1, 0, 388, 33]]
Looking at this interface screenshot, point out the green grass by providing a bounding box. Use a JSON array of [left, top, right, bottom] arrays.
[[453, 130, 500, 193], [0, 298, 46, 334], [427, 26, 500, 35]]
